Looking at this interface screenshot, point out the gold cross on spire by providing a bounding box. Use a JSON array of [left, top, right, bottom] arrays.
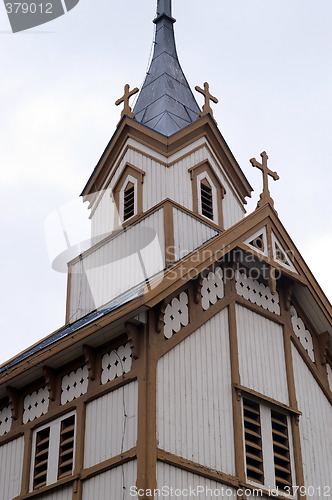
[[250, 151, 280, 210], [195, 82, 219, 120], [115, 84, 139, 123]]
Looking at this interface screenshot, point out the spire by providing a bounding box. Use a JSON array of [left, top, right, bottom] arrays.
[[157, 0, 172, 17], [133, 0, 201, 137]]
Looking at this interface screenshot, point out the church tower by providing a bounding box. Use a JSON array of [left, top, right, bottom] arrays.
[[0, 2, 331, 499]]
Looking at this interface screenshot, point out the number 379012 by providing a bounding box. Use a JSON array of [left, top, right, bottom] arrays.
[[5, 3, 53, 14], [284, 486, 331, 497]]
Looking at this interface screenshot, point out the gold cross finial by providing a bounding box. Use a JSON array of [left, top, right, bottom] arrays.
[[195, 82, 218, 120], [115, 84, 139, 123], [250, 151, 280, 210]]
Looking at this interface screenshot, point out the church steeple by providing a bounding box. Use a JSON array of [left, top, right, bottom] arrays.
[[133, 0, 201, 137], [156, 0, 172, 18]]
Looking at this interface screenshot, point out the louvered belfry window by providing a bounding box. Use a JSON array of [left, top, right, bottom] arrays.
[[58, 414, 75, 479], [200, 178, 213, 220], [243, 398, 264, 484], [271, 410, 292, 490], [123, 181, 135, 221], [33, 427, 50, 489]]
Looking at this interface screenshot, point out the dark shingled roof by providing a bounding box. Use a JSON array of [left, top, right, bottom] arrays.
[[133, 0, 200, 137]]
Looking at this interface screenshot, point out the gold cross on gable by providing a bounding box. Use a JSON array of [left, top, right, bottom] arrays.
[[115, 84, 139, 122], [250, 151, 280, 210], [195, 82, 219, 120]]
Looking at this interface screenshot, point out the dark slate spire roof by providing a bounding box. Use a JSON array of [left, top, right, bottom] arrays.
[[133, 0, 201, 137]]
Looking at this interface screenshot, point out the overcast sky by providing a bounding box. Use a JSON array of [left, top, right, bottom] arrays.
[[1, 0, 331, 364]]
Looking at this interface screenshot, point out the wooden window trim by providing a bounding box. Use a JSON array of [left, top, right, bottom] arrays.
[[240, 392, 296, 493], [235, 384, 301, 416], [58, 414, 75, 480], [189, 160, 225, 229], [242, 397, 264, 484], [30, 411, 76, 492], [271, 409, 292, 490], [123, 181, 135, 221], [200, 177, 214, 220], [32, 426, 50, 489], [112, 163, 145, 227]]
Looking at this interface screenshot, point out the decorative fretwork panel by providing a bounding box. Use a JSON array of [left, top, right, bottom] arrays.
[[235, 270, 280, 314], [0, 406, 12, 436], [243, 227, 268, 257], [271, 232, 297, 273], [101, 342, 132, 385], [23, 387, 50, 424], [201, 267, 224, 311], [164, 292, 189, 339], [290, 306, 315, 362], [61, 365, 89, 405]]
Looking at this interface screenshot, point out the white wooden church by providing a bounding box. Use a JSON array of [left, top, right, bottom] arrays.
[[1, 1, 331, 499]]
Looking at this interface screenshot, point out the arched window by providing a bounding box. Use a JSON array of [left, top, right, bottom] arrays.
[[123, 181, 135, 221], [112, 163, 145, 226], [200, 178, 214, 220], [189, 161, 225, 229]]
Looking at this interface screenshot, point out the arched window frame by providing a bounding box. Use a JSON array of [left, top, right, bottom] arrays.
[[189, 160, 226, 229], [197, 171, 218, 222], [120, 175, 138, 222], [112, 163, 145, 227]]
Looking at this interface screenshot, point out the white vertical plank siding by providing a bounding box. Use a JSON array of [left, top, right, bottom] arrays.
[[31, 486, 72, 500], [157, 308, 235, 475], [90, 137, 245, 235], [69, 208, 165, 321], [157, 463, 239, 498], [91, 188, 114, 241], [236, 304, 289, 405], [172, 207, 219, 261], [84, 381, 138, 468], [292, 345, 332, 490], [222, 189, 245, 230], [0, 436, 24, 500], [82, 460, 137, 500]]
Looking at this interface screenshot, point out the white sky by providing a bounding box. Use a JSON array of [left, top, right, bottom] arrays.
[[1, 0, 331, 364]]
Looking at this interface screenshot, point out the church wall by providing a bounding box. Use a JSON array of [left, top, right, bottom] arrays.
[[223, 190, 246, 229], [156, 307, 235, 476], [84, 381, 138, 468], [0, 435, 24, 500], [292, 344, 332, 491], [69, 207, 165, 321], [82, 460, 137, 500], [29, 486, 72, 500], [172, 207, 219, 261], [236, 304, 289, 405], [90, 187, 114, 242], [156, 463, 239, 499], [90, 136, 245, 239]]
